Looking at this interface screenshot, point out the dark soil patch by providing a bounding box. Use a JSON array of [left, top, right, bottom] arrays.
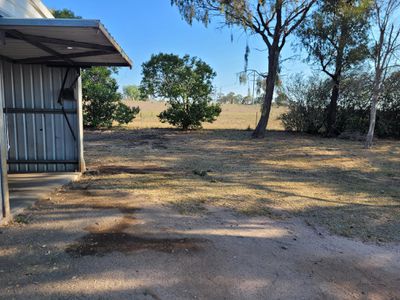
[[66, 233, 206, 257], [66, 216, 207, 257], [58, 204, 140, 215]]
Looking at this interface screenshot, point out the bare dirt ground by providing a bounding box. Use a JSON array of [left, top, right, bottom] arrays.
[[1, 123, 400, 299]]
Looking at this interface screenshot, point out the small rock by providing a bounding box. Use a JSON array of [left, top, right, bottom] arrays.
[[281, 246, 288, 250]]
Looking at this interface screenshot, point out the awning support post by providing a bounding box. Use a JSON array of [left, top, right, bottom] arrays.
[[75, 69, 86, 172], [0, 78, 10, 221]]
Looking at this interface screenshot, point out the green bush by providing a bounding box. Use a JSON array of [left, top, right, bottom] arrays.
[[82, 67, 121, 128], [158, 100, 221, 130], [280, 74, 330, 134], [114, 102, 140, 125], [280, 72, 400, 138], [83, 67, 140, 128], [140, 53, 221, 130]]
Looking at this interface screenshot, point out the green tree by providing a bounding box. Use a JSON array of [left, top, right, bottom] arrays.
[[51, 8, 138, 128], [298, 0, 371, 136], [140, 53, 221, 130], [171, 0, 316, 137], [82, 67, 139, 128], [51, 8, 81, 19], [114, 103, 140, 125], [123, 85, 141, 100]]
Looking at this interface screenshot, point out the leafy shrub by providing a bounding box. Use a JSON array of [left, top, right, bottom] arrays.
[[159, 100, 221, 130], [280, 74, 330, 134], [114, 102, 140, 125], [280, 72, 400, 138], [82, 67, 121, 128], [140, 53, 221, 130], [83, 67, 140, 128]]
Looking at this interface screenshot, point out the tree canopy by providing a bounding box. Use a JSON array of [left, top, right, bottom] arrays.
[[140, 53, 221, 130], [171, 0, 317, 137], [123, 85, 141, 100], [51, 8, 81, 19], [298, 0, 371, 135]]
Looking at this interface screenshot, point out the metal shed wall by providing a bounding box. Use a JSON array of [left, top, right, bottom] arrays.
[[0, 61, 10, 220], [0, 59, 80, 173]]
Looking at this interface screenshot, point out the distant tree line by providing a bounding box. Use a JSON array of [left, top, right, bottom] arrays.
[[217, 92, 252, 105]]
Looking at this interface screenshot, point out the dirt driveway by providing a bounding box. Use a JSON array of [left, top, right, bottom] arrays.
[[1, 129, 399, 299]]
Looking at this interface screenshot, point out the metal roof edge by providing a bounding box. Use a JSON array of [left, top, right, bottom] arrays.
[[98, 22, 133, 68], [0, 18, 101, 28], [0, 18, 133, 68]]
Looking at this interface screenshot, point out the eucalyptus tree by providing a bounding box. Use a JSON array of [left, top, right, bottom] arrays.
[[365, 0, 400, 148], [298, 0, 371, 136], [171, 0, 317, 138]]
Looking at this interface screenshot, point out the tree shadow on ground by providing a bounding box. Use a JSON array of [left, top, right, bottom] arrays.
[[82, 128, 400, 242], [2, 127, 399, 298], [0, 195, 399, 299]]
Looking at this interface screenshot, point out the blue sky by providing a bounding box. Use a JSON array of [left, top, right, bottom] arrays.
[[43, 0, 309, 95]]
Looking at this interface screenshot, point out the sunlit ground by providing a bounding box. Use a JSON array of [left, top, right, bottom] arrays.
[[79, 103, 400, 242]]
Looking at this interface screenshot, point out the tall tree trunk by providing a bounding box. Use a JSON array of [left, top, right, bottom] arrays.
[[326, 25, 346, 137], [365, 70, 383, 148], [365, 96, 378, 148], [327, 79, 340, 137], [252, 47, 280, 138]]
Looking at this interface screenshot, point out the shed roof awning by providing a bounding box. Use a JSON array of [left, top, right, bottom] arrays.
[[0, 18, 132, 68]]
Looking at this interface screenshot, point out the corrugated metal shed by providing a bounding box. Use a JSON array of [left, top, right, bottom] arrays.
[[0, 16, 132, 221], [1, 60, 80, 172]]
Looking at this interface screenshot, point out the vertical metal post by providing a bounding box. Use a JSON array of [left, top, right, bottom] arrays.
[[0, 60, 10, 221], [0, 116, 10, 221], [75, 69, 86, 172]]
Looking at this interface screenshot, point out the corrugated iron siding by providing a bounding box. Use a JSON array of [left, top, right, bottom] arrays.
[[0, 60, 7, 220], [0, 59, 79, 173], [0, 60, 9, 220]]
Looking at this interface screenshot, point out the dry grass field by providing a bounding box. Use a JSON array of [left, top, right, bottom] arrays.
[[2, 102, 399, 299], [123, 100, 287, 130], [78, 101, 400, 242]]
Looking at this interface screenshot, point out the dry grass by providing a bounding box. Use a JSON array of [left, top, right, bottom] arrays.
[[123, 100, 287, 131], [79, 125, 400, 243]]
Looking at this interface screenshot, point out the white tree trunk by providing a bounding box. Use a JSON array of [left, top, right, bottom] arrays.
[[365, 70, 383, 149], [365, 95, 378, 148]]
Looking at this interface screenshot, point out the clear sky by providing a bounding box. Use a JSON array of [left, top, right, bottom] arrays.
[[43, 0, 309, 96]]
